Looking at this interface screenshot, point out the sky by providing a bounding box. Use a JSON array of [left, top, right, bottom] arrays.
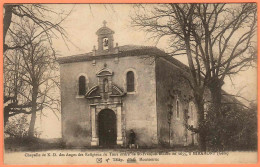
[[35, 4, 257, 138]]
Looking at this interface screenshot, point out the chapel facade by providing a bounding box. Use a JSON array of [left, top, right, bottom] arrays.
[[58, 21, 199, 147]]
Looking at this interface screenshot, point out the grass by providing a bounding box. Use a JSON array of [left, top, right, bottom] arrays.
[[4, 137, 257, 152]]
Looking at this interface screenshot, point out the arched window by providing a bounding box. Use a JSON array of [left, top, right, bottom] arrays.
[[176, 100, 180, 118], [78, 76, 86, 95], [204, 103, 208, 119], [103, 37, 109, 50], [126, 71, 135, 92]]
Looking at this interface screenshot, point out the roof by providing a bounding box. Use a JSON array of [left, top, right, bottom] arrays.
[[57, 45, 189, 72]]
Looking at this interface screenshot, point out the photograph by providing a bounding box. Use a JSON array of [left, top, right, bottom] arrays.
[[3, 2, 258, 165]]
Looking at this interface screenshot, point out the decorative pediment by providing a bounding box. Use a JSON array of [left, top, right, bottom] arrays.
[[85, 84, 125, 99], [96, 21, 114, 35], [96, 27, 115, 36], [85, 86, 101, 99], [86, 63, 125, 102], [96, 68, 113, 77], [111, 84, 125, 97]]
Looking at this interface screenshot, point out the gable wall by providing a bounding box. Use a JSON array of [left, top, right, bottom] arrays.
[[60, 55, 158, 146]]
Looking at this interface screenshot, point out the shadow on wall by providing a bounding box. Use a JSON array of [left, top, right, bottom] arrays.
[[64, 120, 91, 147], [125, 128, 158, 148]]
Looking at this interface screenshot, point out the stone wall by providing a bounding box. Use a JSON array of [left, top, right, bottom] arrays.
[[60, 54, 158, 147], [155, 57, 198, 146]]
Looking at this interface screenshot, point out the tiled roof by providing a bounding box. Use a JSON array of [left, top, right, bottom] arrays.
[[57, 45, 189, 71], [118, 45, 157, 51]]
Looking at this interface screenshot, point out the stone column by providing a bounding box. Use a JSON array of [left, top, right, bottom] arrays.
[[116, 105, 123, 145], [91, 106, 98, 146]]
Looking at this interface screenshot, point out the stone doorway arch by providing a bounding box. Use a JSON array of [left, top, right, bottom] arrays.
[[98, 109, 117, 147]]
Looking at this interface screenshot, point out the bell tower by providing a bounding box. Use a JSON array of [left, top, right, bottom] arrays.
[[96, 21, 115, 52]]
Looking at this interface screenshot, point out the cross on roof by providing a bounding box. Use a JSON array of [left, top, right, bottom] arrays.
[[103, 20, 107, 27]]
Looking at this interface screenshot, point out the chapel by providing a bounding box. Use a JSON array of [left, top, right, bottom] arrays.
[[58, 21, 199, 147]]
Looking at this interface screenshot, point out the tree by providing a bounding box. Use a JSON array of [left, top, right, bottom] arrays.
[[4, 48, 30, 126], [3, 4, 71, 127], [131, 3, 256, 150], [132, 3, 206, 151], [4, 20, 60, 137], [3, 4, 71, 53]]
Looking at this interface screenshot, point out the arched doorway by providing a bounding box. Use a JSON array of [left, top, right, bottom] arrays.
[[98, 109, 117, 147]]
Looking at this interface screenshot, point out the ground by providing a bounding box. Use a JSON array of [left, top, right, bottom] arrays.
[[4, 138, 257, 164], [4, 137, 199, 152]]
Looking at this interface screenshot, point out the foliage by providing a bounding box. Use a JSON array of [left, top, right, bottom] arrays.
[[4, 115, 29, 138], [5, 115, 43, 139], [205, 102, 257, 151]]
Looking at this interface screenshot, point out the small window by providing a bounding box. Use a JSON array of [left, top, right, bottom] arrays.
[[127, 71, 135, 92], [103, 37, 109, 50], [176, 100, 180, 118], [204, 104, 208, 119], [79, 76, 86, 95]]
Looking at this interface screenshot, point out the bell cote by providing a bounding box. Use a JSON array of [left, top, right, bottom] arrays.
[[96, 21, 115, 51]]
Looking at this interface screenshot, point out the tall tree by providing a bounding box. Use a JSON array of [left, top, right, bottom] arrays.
[[132, 3, 256, 150], [3, 4, 71, 129], [4, 20, 60, 137], [4, 48, 31, 126]]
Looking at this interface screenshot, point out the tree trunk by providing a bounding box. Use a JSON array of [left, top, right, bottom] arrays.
[[208, 77, 224, 150], [198, 131, 206, 151], [209, 78, 223, 117], [3, 5, 14, 53], [195, 98, 207, 151], [28, 86, 38, 138], [198, 105, 206, 151], [4, 109, 10, 127], [210, 85, 222, 114], [183, 32, 207, 151]]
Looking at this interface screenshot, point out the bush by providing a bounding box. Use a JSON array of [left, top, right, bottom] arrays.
[[205, 103, 257, 151], [4, 115, 29, 138]]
